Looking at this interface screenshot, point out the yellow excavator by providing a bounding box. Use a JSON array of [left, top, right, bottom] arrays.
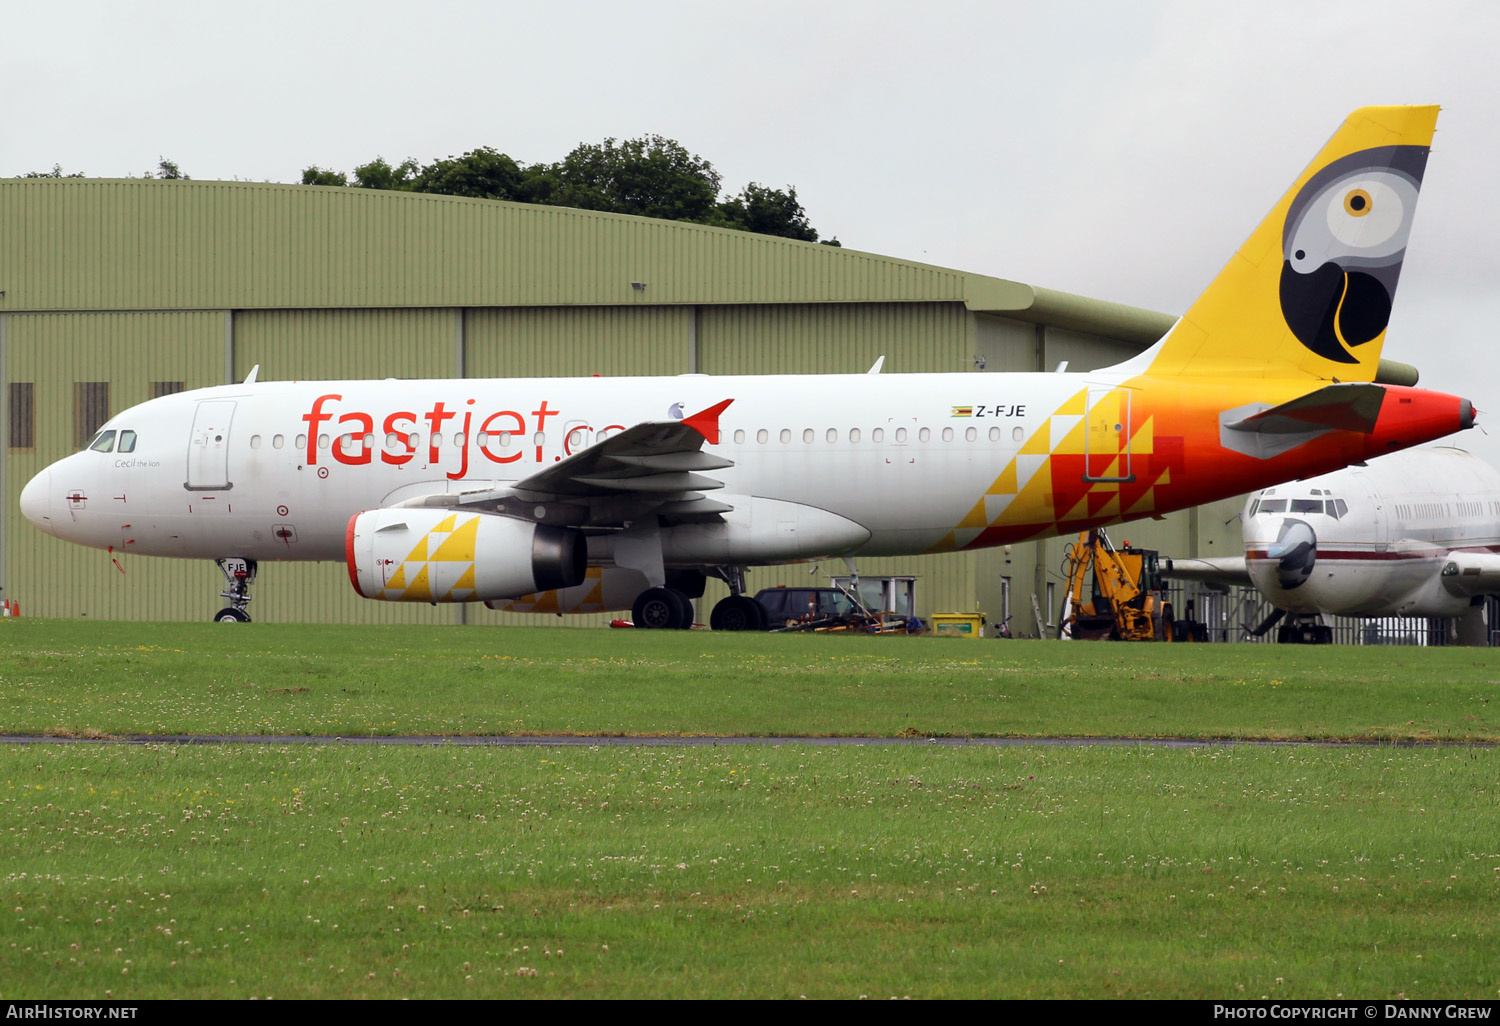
[[1061, 527, 1191, 641]]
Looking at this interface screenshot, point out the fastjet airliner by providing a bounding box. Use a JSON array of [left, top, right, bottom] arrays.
[[1168, 447, 1500, 644], [19, 106, 1477, 629]]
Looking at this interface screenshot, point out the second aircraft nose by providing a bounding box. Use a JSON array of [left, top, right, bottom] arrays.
[[20, 468, 52, 533]]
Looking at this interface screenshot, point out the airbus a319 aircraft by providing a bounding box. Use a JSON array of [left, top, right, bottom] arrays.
[[19, 106, 1476, 629], [1168, 447, 1500, 643]]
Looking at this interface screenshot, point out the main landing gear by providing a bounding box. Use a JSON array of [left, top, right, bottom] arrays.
[[213, 557, 257, 623], [629, 569, 708, 630], [630, 568, 770, 631], [632, 587, 694, 630], [707, 565, 768, 632], [1277, 619, 1333, 645]]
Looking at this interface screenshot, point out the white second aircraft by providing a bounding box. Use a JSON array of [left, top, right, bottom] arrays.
[[19, 107, 1477, 628], [1168, 447, 1500, 643]]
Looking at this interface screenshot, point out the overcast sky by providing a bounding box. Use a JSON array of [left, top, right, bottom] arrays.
[[7, 0, 1499, 461]]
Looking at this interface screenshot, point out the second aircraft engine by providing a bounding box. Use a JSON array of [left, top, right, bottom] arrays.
[[346, 507, 586, 602]]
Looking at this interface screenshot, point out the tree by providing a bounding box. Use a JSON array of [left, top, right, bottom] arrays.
[[292, 135, 836, 242], [18, 164, 84, 179], [409, 147, 525, 201], [301, 165, 348, 187], [154, 157, 188, 180], [350, 156, 419, 191], [548, 135, 721, 223], [716, 183, 819, 242]]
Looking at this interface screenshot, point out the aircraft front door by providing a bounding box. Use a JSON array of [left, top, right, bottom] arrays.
[[1083, 388, 1134, 483], [186, 400, 236, 491]]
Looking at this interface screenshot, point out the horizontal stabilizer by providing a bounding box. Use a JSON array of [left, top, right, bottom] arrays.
[[1163, 556, 1252, 587], [1225, 383, 1386, 436]]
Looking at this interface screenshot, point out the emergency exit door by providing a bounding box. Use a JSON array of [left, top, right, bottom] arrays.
[[1083, 388, 1134, 483], [186, 400, 236, 491]]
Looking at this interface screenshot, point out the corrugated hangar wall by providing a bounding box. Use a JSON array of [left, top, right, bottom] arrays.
[[0, 178, 1236, 629]]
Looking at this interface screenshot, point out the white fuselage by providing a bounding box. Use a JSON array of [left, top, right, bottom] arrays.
[[1243, 447, 1500, 617], [20, 372, 1081, 565]]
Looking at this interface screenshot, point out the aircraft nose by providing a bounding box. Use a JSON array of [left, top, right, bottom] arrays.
[[20, 468, 52, 532], [1268, 518, 1317, 591]]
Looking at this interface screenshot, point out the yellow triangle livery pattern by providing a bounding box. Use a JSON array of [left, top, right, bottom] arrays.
[[380, 512, 484, 602], [930, 387, 1169, 553], [494, 567, 607, 615]]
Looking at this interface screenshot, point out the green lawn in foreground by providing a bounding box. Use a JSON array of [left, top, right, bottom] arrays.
[[2, 742, 1497, 999], [2, 619, 1499, 999], [0, 619, 1497, 741]]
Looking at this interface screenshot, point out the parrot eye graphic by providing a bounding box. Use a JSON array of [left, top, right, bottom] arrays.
[[1343, 188, 1372, 216]]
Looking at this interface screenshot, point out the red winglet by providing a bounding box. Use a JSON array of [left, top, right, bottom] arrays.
[[681, 398, 734, 444]]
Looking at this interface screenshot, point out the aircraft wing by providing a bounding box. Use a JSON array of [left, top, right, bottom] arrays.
[[512, 399, 734, 499], [1162, 555, 1252, 587], [392, 399, 737, 524], [1440, 551, 1500, 598]]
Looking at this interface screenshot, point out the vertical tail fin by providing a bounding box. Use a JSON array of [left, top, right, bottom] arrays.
[[1142, 105, 1439, 381]]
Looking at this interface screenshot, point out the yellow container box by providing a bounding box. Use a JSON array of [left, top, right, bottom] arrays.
[[930, 613, 984, 638]]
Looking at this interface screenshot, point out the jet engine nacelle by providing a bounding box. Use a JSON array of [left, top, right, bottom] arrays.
[[1441, 552, 1500, 600], [346, 508, 586, 602], [485, 565, 653, 615]]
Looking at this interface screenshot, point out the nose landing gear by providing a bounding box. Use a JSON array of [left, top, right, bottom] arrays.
[[213, 557, 257, 622]]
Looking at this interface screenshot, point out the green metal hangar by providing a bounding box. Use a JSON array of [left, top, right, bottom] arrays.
[[0, 177, 1242, 628]]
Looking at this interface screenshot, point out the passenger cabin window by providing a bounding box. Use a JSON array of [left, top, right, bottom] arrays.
[[88, 430, 116, 453]]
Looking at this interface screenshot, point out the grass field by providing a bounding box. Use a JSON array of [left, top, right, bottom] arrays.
[[1, 619, 1498, 741], [1, 620, 1498, 999]]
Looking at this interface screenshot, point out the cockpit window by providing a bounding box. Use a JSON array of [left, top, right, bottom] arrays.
[[1335, 499, 1348, 518], [1290, 499, 1322, 514], [117, 430, 137, 453], [87, 430, 116, 453], [1257, 499, 1287, 514]]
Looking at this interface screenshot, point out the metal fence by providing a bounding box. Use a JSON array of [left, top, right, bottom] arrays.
[[1157, 582, 1498, 647]]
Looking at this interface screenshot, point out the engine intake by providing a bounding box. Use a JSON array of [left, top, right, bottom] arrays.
[[346, 508, 585, 602]]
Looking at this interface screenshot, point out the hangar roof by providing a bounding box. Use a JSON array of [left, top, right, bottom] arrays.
[[0, 179, 1176, 345]]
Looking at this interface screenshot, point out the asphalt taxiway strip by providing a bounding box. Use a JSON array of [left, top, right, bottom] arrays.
[[0, 734, 1492, 748]]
